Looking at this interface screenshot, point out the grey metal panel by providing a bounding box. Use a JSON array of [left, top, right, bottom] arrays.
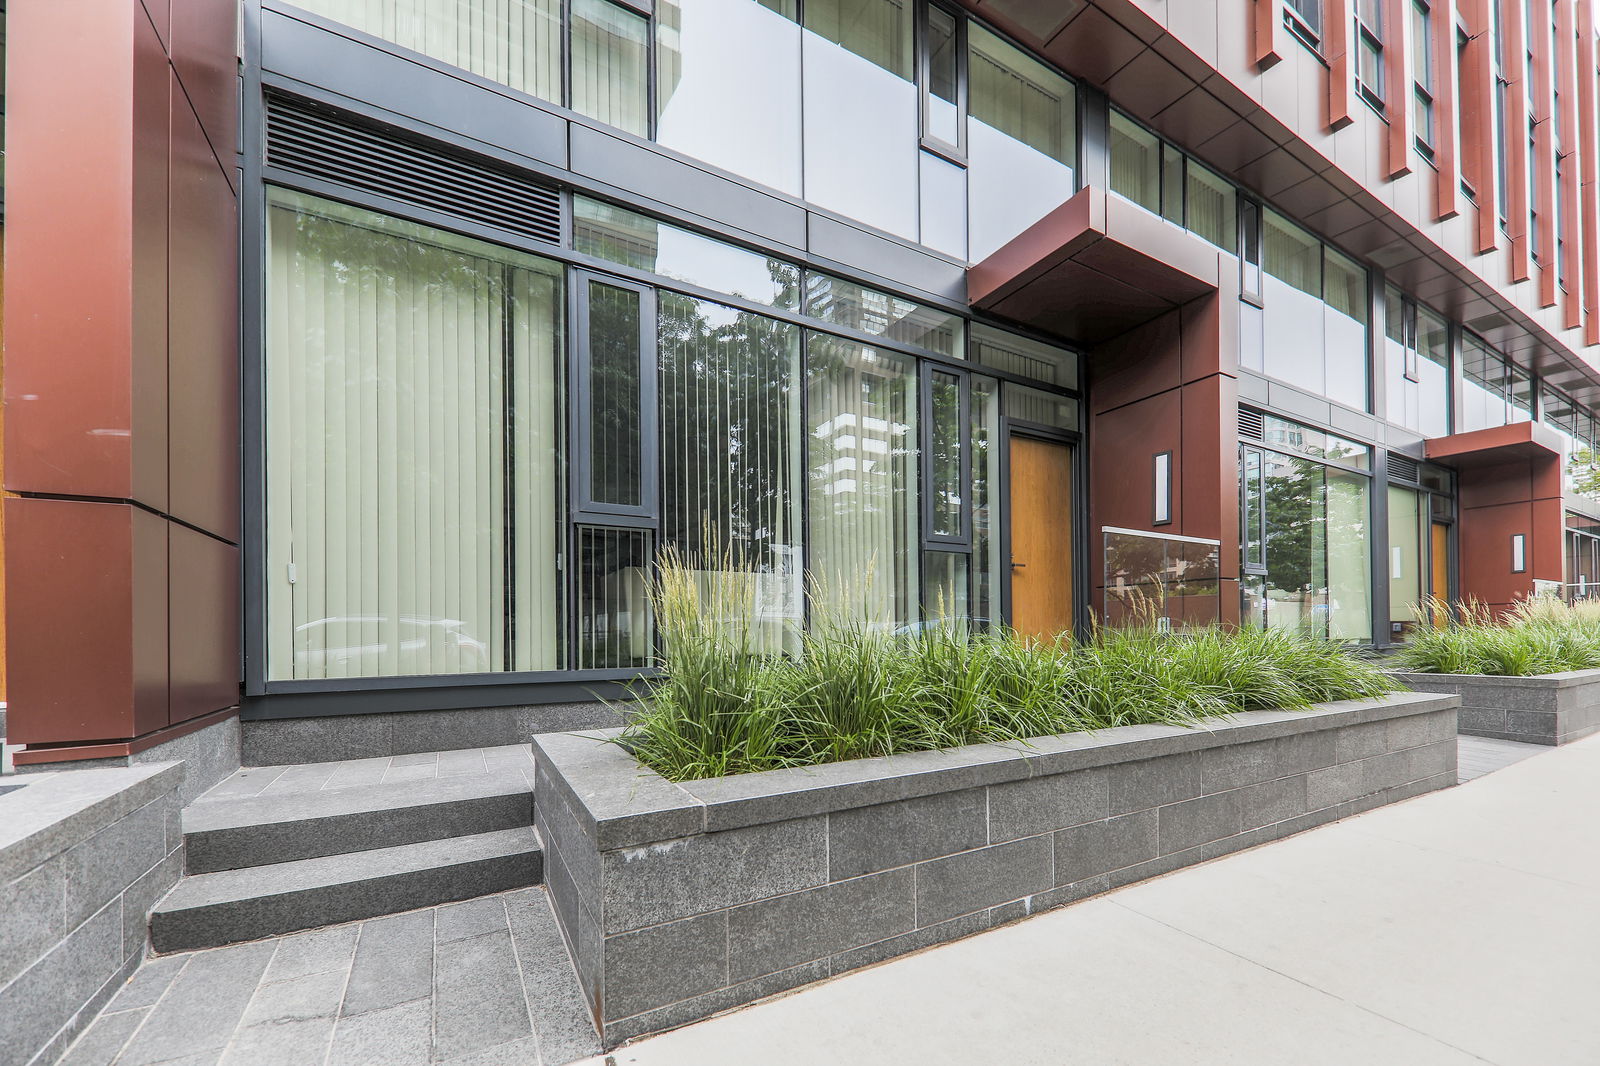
[[807, 214, 968, 304], [1265, 382, 1333, 426], [260, 8, 568, 171], [569, 124, 809, 251], [1384, 426, 1427, 453], [1236, 370, 1271, 404], [1327, 405, 1379, 442]]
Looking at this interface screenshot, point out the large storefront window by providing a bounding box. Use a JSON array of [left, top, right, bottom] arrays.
[[1241, 416, 1372, 641], [1541, 386, 1600, 512], [265, 189, 565, 680], [1568, 514, 1600, 601]]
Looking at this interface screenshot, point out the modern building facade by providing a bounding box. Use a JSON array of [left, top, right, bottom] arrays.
[[8, 0, 1600, 768]]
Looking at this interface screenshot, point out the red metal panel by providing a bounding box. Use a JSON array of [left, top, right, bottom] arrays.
[[1505, 0, 1534, 280], [1432, 0, 1461, 220], [168, 524, 240, 726], [169, 81, 241, 543], [1385, 0, 1415, 177], [1577, 1, 1600, 343], [169, 0, 239, 191], [1326, 0, 1358, 131], [4, 498, 169, 745], [1253, 0, 1287, 69]]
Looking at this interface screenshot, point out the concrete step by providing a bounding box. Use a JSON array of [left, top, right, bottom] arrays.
[[149, 825, 543, 953], [182, 771, 534, 873]]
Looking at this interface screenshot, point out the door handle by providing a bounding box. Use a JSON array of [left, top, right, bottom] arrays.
[[1011, 562, 1026, 569]]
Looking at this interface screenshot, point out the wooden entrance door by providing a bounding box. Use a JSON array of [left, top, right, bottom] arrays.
[[1009, 436, 1075, 639], [1431, 522, 1451, 603]]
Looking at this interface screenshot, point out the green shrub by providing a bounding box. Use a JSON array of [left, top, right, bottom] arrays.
[[618, 552, 1396, 782], [1393, 597, 1600, 677]]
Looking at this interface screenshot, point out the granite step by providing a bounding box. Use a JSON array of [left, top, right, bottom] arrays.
[[149, 825, 543, 952], [182, 770, 534, 873]]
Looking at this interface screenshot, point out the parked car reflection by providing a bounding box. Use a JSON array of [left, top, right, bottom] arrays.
[[293, 616, 491, 676]]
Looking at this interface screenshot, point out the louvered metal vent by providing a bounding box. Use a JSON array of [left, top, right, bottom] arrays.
[[1239, 408, 1265, 441], [266, 95, 563, 248], [1387, 453, 1421, 482]]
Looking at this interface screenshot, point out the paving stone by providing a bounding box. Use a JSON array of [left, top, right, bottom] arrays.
[[104, 953, 189, 1012], [220, 1015, 336, 1066], [437, 896, 510, 943], [433, 928, 534, 1061], [326, 999, 432, 1066], [259, 763, 341, 796], [341, 910, 434, 1016], [262, 924, 359, 983], [438, 1035, 543, 1066], [321, 759, 392, 791], [503, 889, 600, 1064], [53, 1006, 147, 1066], [827, 790, 986, 882], [241, 967, 348, 1026], [117, 941, 274, 1066], [438, 749, 490, 777]]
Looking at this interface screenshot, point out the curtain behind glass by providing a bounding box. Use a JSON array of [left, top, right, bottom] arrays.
[[1388, 486, 1423, 635], [806, 336, 919, 627], [1325, 468, 1371, 640], [296, 0, 560, 104], [1109, 113, 1160, 213], [572, 0, 649, 137], [660, 294, 804, 652], [265, 190, 562, 680], [802, 0, 912, 77]]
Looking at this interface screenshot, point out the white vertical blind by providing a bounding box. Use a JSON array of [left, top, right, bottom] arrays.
[[266, 189, 562, 680], [297, 0, 561, 104], [571, 0, 650, 137], [806, 336, 920, 625]]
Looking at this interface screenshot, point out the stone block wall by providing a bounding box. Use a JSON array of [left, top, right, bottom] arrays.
[[1397, 670, 1600, 745], [0, 763, 185, 1066], [533, 693, 1459, 1047]]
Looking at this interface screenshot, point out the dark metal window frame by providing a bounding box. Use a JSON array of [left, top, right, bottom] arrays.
[[569, 269, 660, 522], [1153, 450, 1174, 527], [1355, 0, 1385, 107], [921, 363, 974, 547]]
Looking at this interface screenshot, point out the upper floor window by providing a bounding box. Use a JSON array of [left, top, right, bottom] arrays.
[[1412, 0, 1436, 160], [1355, 0, 1384, 105], [1107, 110, 1237, 253], [1461, 333, 1534, 430], [1285, 0, 1323, 43]]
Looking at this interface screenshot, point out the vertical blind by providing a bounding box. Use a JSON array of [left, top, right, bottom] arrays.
[[969, 27, 1074, 164], [807, 336, 920, 625], [571, 0, 650, 137], [296, 0, 561, 102], [660, 294, 804, 651], [266, 189, 563, 680]]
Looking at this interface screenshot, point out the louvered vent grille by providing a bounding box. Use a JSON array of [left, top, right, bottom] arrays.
[[266, 95, 563, 248], [1239, 408, 1265, 441], [1387, 453, 1421, 482]]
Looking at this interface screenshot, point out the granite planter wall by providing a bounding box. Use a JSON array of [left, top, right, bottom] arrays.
[[1395, 669, 1600, 745], [0, 763, 185, 1066], [532, 691, 1459, 1047]]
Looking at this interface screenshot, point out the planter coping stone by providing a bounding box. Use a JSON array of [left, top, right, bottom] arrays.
[[1393, 668, 1600, 688], [533, 691, 1456, 848]]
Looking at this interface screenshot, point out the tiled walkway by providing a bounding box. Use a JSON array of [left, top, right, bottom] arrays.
[[1458, 734, 1545, 782], [55, 888, 598, 1066]]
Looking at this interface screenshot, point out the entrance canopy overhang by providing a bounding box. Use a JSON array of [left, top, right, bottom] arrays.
[[968, 186, 1220, 347], [1424, 422, 1565, 469]]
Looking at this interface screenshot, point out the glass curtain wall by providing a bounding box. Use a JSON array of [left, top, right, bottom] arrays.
[[1384, 289, 1451, 437], [1241, 418, 1373, 641], [1388, 485, 1424, 638], [806, 336, 921, 626], [1461, 333, 1534, 430], [1107, 111, 1238, 254], [1261, 210, 1370, 412], [967, 24, 1076, 261], [265, 188, 565, 680]]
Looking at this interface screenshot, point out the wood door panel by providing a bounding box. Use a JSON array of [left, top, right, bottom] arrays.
[[1010, 436, 1074, 639]]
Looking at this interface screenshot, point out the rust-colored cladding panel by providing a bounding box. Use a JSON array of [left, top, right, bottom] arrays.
[[5, 498, 170, 745], [1385, 0, 1415, 178], [1578, 0, 1600, 343], [1432, 0, 1460, 221], [142, 0, 171, 51], [4, 0, 149, 502], [169, 524, 240, 724], [1555, 0, 1583, 328], [169, 81, 242, 543], [170, 0, 240, 186], [1505, 0, 1533, 280], [1252, 0, 1286, 69], [1325, 0, 1357, 131], [133, 5, 173, 514], [1532, 0, 1559, 307]]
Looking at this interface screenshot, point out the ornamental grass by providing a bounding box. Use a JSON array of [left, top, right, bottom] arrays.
[[1393, 596, 1600, 677], [619, 548, 1395, 782]]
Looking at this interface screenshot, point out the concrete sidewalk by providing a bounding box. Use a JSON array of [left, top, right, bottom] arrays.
[[589, 735, 1600, 1066]]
